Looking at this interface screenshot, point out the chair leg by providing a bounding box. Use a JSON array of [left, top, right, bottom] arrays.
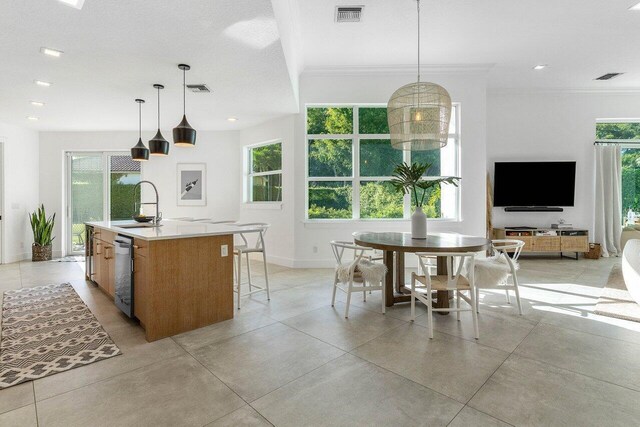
[[513, 275, 523, 315], [345, 280, 353, 318], [236, 252, 242, 310], [476, 287, 481, 313], [331, 272, 338, 307], [427, 299, 434, 339], [470, 286, 480, 339], [456, 290, 461, 321], [381, 279, 386, 314], [246, 252, 253, 292], [505, 288, 511, 304], [410, 273, 416, 321], [262, 250, 270, 301], [363, 281, 367, 302]]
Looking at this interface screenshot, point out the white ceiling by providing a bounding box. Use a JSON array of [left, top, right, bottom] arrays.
[[2, 0, 640, 131], [299, 0, 640, 90], [0, 0, 298, 131]]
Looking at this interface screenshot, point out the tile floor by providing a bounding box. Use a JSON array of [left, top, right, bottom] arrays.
[[1, 255, 640, 426]]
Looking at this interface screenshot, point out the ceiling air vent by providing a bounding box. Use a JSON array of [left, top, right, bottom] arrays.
[[595, 73, 624, 81], [186, 84, 210, 93], [335, 6, 363, 23]]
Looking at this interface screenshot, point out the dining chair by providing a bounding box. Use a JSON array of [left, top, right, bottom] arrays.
[[330, 241, 386, 318], [410, 252, 479, 339], [474, 239, 524, 315], [232, 222, 270, 309]]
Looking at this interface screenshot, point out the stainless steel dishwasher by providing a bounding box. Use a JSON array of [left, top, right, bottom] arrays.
[[114, 235, 134, 317]]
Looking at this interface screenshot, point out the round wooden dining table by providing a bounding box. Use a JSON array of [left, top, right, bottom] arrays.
[[353, 232, 491, 311]]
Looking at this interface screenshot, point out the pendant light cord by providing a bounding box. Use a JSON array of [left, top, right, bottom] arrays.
[[417, 0, 421, 83], [183, 68, 186, 115], [157, 87, 161, 128], [138, 101, 141, 139]]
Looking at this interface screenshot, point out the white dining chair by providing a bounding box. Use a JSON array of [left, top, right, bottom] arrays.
[[410, 252, 479, 339], [233, 222, 270, 309], [330, 241, 386, 318], [474, 239, 524, 315]]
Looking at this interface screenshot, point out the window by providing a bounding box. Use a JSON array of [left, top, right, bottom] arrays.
[[596, 122, 640, 220], [306, 105, 460, 220], [67, 152, 141, 254], [246, 141, 282, 203]]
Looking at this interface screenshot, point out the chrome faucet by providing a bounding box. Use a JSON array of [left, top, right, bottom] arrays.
[[133, 180, 161, 224]]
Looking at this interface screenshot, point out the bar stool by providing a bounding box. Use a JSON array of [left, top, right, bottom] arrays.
[[233, 223, 270, 309]]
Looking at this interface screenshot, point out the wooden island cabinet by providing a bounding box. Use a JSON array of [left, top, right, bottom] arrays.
[[86, 220, 261, 341]]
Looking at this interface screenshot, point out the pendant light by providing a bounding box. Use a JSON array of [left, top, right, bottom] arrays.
[[387, 0, 452, 151], [149, 84, 169, 155], [173, 64, 197, 146], [131, 99, 149, 161]]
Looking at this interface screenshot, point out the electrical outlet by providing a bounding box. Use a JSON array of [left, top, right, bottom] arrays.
[[221, 244, 228, 257]]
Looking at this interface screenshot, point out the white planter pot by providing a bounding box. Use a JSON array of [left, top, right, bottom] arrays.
[[411, 206, 427, 239]]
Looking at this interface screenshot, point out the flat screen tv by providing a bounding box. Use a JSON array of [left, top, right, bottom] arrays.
[[493, 161, 576, 207]]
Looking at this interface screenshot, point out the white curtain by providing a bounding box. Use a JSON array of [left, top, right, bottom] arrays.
[[594, 145, 622, 257]]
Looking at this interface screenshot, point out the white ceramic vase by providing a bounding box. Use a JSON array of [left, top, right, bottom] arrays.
[[411, 206, 427, 239]]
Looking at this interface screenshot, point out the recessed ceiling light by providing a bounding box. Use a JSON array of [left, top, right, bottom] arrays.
[[27, 116, 39, 121], [58, 0, 85, 9], [40, 47, 63, 57], [34, 80, 52, 87], [533, 64, 548, 70], [629, 2, 640, 10], [227, 117, 238, 122], [30, 101, 45, 107]]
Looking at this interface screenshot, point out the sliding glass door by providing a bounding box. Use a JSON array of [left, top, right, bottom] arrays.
[[66, 152, 141, 254]]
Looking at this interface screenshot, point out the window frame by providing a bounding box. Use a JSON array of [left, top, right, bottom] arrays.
[[244, 139, 283, 205], [305, 103, 461, 221]]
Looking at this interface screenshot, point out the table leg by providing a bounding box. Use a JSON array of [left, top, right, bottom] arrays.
[[434, 255, 452, 314], [395, 251, 405, 294], [383, 250, 395, 307]]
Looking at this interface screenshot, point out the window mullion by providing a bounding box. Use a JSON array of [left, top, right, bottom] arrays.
[[352, 106, 360, 220]]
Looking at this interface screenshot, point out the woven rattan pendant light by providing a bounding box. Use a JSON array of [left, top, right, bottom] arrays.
[[387, 0, 452, 151], [131, 99, 149, 161]]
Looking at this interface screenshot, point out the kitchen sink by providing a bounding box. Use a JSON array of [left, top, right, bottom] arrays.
[[116, 223, 163, 229]]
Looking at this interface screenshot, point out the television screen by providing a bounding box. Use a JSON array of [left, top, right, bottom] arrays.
[[493, 161, 576, 207]]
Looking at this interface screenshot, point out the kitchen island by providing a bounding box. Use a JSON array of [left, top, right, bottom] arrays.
[[85, 220, 258, 341]]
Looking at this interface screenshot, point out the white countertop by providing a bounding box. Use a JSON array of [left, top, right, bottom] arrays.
[[86, 220, 262, 241]]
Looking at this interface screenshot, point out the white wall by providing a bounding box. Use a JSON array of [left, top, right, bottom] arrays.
[[487, 91, 640, 237], [291, 70, 489, 267], [238, 115, 296, 266], [39, 130, 241, 256], [0, 121, 40, 263]]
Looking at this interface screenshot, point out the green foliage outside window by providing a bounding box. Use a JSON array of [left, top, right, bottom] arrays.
[[596, 123, 640, 216], [308, 181, 352, 219], [250, 143, 282, 202], [308, 139, 352, 177], [252, 143, 282, 172], [307, 108, 353, 134], [360, 181, 403, 218], [306, 106, 455, 219]]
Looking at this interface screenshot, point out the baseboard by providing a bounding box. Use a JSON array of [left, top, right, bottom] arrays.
[[3, 250, 65, 264]]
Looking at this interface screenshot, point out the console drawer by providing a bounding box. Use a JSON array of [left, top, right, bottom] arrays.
[[532, 236, 561, 252], [561, 236, 589, 252]]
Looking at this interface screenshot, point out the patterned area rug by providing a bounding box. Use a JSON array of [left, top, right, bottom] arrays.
[[594, 264, 640, 323], [0, 283, 121, 389]]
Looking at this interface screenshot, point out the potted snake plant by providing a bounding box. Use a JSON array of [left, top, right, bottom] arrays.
[[391, 162, 459, 239], [30, 204, 55, 261]]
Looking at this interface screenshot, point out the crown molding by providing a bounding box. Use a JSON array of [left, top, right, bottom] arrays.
[[302, 63, 495, 76], [489, 87, 640, 95]]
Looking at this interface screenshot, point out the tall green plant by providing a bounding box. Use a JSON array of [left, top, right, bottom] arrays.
[[390, 162, 459, 208], [30, 204, 55, 246]]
